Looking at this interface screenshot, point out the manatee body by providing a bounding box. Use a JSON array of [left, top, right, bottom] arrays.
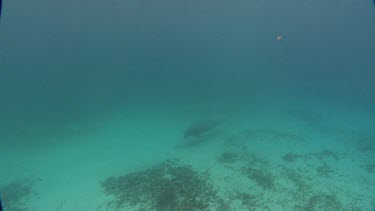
[[184, 120, 221, 139]]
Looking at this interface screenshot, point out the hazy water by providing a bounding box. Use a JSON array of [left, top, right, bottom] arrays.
[[1, 0, 375, 210], [1, 0, 375, 137]]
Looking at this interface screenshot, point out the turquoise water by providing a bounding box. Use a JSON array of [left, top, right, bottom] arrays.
[[1, 0, 375, 210]]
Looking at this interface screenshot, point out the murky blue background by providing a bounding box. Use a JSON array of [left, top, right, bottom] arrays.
[[0, 0, 375, 210]]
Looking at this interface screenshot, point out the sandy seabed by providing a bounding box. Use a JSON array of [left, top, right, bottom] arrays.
[[1, 98, 374, 211]]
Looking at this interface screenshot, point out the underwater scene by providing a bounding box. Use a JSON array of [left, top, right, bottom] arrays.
[[0, 0, 375, 210]]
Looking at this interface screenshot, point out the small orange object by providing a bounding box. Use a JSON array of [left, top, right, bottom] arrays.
[[277, 35, 283, 41]]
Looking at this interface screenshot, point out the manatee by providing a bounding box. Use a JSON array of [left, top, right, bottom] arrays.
[[184, 120, 221, 139]]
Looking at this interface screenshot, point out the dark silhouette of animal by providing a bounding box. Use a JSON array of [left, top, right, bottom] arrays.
[[184, 120, 221, 139]]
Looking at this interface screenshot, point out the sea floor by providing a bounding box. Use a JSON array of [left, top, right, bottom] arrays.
[[1, 97, 375, 210]]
